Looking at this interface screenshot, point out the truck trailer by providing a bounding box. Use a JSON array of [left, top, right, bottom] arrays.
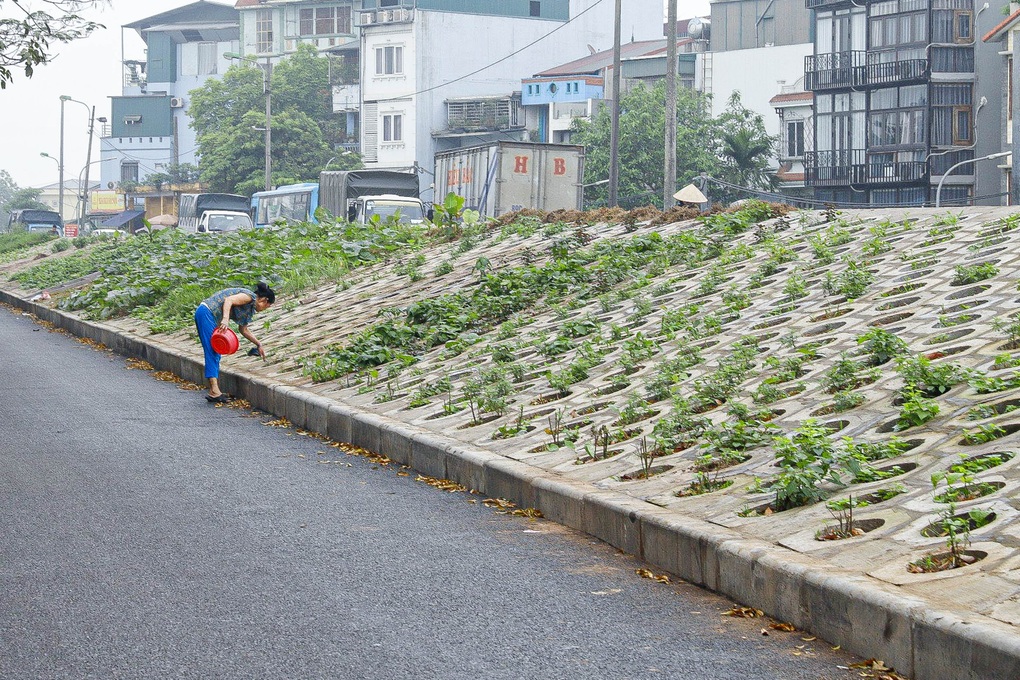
[[433, 142, 585, 218]]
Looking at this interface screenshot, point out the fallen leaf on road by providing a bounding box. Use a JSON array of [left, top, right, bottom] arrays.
[[125, 358, 153, 370], [416, 475, 468, 492], [769, 621, 796, 632], [636, 569, 672, 584], [723, 606, 764, 618]]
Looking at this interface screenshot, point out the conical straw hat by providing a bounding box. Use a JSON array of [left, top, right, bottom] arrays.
[[673, 184, 707, 204]]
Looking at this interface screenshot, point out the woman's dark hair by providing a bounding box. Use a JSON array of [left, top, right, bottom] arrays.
[[255, 281, 276, 304]]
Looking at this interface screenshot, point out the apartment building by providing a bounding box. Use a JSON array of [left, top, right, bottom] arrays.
[[99, 1, 241, 189], [804, 0, 1002, 206], [981, 6, 1019, 204], [234, 0, 662, 197]]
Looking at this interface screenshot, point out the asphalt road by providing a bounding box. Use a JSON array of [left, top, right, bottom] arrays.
[[0, 304, 880, 680]]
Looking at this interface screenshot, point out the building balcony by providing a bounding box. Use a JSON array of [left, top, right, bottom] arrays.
[[806, 149, 928, 187], [865, 58, 928, 86], [440, 96, 524, 135], [805, 0, 856, 9], [805, 51, 866, 91]]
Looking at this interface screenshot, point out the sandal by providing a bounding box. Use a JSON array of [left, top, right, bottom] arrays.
[[205, 394, 232, 403]]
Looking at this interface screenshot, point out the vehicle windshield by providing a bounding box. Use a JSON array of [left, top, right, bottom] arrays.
[[207, 214, 254, 232], [364, 201, 425, 223]]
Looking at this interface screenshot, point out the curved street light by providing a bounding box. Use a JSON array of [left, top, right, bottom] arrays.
[[935, 151, 1011, 208]]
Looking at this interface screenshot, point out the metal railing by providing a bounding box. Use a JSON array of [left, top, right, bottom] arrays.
[[804, 51, 866, 91], [806, 149, 928, 187]]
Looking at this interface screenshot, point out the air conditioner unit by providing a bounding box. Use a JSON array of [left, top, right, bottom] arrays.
[[361, 13, 374, 24], [379, 10, 393, 22], [170, 97, 185, 109]]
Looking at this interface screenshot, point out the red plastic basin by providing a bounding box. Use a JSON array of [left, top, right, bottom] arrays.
[[211, 327, 239, 355]]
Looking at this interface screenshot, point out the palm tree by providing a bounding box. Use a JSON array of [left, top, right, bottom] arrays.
[[722, 128, 777, 191]]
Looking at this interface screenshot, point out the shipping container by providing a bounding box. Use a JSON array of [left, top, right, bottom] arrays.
[[434, 142, 584, 217]]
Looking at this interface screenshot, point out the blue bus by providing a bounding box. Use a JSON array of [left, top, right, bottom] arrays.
[[250, 182, 320, 228]]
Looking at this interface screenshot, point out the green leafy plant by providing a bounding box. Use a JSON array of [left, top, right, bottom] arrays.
[[856, 328, 908, 366], [952, 261, 999, 285], [770, 419, 844, 511], [960, 423, 1008, 445], [894, 389, 940, 431]]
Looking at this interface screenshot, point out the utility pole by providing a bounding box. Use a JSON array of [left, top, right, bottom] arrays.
[[664, 0, 678, 209], [58, 96, 68, 224], [79, 106, 96, 228], [264, 59, 273, 192], [608, 0, 622, 207]]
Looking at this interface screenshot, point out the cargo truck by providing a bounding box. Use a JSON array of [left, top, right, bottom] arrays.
[[178, 193, 253, 233], [319, 170, 429, 225], [433, 142, 585, 218]]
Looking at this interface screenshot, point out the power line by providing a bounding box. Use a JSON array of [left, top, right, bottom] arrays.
[[372, 0, 607, 104]]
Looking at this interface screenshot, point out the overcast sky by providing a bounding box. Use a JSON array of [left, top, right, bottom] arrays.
[[1, 0, 711, 190]]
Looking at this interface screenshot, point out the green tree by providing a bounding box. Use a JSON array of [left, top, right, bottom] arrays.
[[189, 44, 360, 194], [2, 187, 49, 213], [715, 92, 778, 198], [0, 169, 18, 225], [571, 81, 721, 208], [143, 162, 200, 189], [0, 0, 104, 88]]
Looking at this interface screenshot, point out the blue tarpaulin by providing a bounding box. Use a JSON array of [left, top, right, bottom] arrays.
[[101, 209, 146, 228]]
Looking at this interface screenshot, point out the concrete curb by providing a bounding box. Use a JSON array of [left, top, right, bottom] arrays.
[[7, 289, 1020, 680]]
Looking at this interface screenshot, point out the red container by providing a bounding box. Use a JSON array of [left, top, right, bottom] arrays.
[[211, 327, 239, 355]]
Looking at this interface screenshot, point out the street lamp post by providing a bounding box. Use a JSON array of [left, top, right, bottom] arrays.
[[224, 52, 272, 191], [59, 95, 96, 227], [58, 95, 69, 223], [80, 113, 106, 228], [935, 151, 1011, 207]]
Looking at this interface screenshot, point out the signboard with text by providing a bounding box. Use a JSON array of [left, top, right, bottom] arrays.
[[90, 190, 125, 213]]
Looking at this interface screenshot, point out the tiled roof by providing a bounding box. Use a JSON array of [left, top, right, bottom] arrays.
[[983, 8, 1020, 42], [769, 91, 813, 105]]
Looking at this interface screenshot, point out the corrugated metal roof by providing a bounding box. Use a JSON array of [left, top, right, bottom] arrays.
[[535, 40, 668, 77]]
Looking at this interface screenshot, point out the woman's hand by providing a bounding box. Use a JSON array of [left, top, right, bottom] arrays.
[[218, 319, 229, 330]]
